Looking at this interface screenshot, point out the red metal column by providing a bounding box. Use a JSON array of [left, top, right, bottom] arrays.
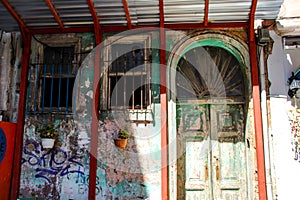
[[249, 0, 267, 199], [204, 0, 209, 26], [159, 0, 168, 199], [10, 29, 31, 200], [249, 35, 268, 200], [160, 30, 168, 200], [88, 41, 101, 200], [87, 0, 101, 199], [122, 0, 132, 29]]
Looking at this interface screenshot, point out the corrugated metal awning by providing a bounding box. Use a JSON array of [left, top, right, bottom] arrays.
[[0, 0, 283, 33]]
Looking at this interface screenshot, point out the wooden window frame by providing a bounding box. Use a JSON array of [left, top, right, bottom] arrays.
[[30, 35, 81, 114], [102, 34, 152, 111]]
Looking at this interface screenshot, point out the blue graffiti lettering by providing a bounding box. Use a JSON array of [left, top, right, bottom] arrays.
[[22, 140, 85, 183]]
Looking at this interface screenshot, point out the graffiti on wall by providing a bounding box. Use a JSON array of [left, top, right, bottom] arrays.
[[20, 116, 157, 199], [22, 140, 85, 183]]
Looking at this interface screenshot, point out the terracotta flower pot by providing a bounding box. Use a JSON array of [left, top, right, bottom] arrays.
[[41, 138, 55, 149], [114, 138, 128, 149]]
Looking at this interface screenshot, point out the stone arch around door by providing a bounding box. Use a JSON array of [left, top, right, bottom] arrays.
[[167, 31, 256, 200]]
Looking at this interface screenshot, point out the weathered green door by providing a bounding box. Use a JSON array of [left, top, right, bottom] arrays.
[[177, 103, 247, 200], [175, 46, 248, 199], [210, 104, 247, 200]]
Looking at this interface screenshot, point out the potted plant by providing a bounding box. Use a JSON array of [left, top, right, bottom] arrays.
[[36, 124, 58, 149], [114, 127, 130, 149]]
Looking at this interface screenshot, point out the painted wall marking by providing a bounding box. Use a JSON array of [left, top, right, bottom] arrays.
[[22, 140, 85, 183]]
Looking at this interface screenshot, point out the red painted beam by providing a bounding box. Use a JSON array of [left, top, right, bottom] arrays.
[[249, 0, 267, 199], [9, 28, 31, 200], [159, 0, 168, 199], [102, 25, 160, 32], [166, 22, 248, 29], [87, 0, 101, 199], [249, 0, 258, 43], [30, 26, 94, 34], [28, 22, 248, 35], [87, 0, 101, 44], [1, 0, 29, 33], [159, 0, 165, 28], [45, 0, 64, 30], [122, 0, 132, 29], [204, 0, 209, 26], [102, 23, 247, 32]]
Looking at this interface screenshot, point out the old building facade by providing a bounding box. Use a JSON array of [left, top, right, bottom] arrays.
[[2, 0, 300, 200]]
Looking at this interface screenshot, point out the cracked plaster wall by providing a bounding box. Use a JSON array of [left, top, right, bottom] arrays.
[[0, 31, 22, 122]]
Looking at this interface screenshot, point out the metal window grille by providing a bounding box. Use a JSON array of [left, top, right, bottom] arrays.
[[106, 44, 151, 110], [27, 46, 77, 114]]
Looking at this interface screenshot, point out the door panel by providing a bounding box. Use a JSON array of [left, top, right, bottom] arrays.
[[210, 104, 247, 200], [185, 139, 210, 199], [177, 103, 209, 199], [185, 140, 208, 190], [177, 103, 247, 200]]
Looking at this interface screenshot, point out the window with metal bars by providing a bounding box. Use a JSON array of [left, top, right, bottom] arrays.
[[29, 46, 77, 114], [102, 36, 152, 112]]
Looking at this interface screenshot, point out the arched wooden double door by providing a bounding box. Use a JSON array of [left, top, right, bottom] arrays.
[[176, 46, 248, 199]]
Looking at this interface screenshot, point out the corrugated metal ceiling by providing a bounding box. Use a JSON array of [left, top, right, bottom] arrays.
[[0, 0, 283, 33]]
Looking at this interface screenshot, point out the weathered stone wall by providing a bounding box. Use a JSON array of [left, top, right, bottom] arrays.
[[0, 31, 22, 122], [20, 116, 86, 199], [19, 114, 161, 199]]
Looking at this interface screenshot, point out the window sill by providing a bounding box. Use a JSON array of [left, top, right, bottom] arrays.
[[128, 109, 153, 125]]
